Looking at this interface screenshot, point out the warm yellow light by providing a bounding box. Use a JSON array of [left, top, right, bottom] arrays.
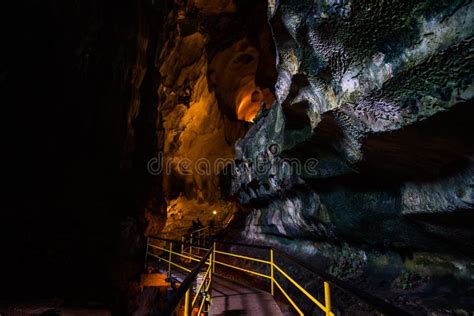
[[213, 210, 217, 215], [237, 92, 257, 122], [236, 86, 274, 122]]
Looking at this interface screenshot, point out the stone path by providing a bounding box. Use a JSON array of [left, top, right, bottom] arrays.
[[210, 275, 283, 316]]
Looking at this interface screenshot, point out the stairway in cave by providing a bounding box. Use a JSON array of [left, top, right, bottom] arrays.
[[209, 275, 284, 316], [140, 273, 284, 316], [141, 225, 291, 315]]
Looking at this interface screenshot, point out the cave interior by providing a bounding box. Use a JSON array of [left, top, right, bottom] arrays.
[[1, 0, 474, 315]]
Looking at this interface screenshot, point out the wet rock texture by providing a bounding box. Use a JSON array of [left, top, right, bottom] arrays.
[[231, 0, 474, 314]]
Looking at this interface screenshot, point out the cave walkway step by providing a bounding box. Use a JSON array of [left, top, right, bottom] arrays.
[[210, 275, 283, 316]]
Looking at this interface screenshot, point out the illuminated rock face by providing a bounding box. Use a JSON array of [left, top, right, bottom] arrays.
[[231, 0, 474, 313], [134, 0, 276, 234], [210, 39, 275, 122], [158, 29, 237, 230]]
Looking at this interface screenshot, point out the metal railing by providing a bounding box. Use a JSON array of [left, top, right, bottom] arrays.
[[156, 210, 235, 241], [146, 236, 213, 315], [210, 240, 334, 316], [207, 238, 409, 316], [145, 227, 409, 316], [145, 236, 333, 315]]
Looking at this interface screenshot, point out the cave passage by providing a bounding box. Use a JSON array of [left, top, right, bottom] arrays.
[[2, 0, 474, 315]]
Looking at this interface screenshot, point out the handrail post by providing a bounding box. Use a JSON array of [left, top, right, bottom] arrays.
[[212, 241, 216, 273], [144, 236, 149, 270], [184, 287, 191, 316], [209, 246, 213, 310], [206, 248, 213, 313], [168, 241, 173, 279], [270, 248, 274, 296], [208, 250, 213, 302], [190, 235, 193, 258], [181, 236, 184, 255], [209, 251, 213, 274], [324, 281, 332, 316]]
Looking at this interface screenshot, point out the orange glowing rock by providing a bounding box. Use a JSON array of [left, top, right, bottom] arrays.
[[236, 86, 274, 122]]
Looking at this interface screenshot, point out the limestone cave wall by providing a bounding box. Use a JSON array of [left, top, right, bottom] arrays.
[[134, 0, 277, 236], [229, 0, 474, 314]]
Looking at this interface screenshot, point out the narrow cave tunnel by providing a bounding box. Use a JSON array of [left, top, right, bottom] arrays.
[[1, 0, 474, 315]]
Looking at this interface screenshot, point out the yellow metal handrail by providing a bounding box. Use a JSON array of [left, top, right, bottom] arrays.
[[145, 235, 334, 316], [177, 224, 226, 259], [210, 241, 334, 316], [146, 237, 213, 315]]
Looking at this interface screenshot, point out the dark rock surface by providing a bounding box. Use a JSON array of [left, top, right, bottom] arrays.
[[1, 0, 154, 314], [230, 0, 474, 314]]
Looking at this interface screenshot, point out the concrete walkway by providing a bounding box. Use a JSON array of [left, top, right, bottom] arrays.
[[210, 275, 283, 316]]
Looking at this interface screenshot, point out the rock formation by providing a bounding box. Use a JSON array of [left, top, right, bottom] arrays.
[[229, 0, 474, 314], [136, 0, 277, 234]]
